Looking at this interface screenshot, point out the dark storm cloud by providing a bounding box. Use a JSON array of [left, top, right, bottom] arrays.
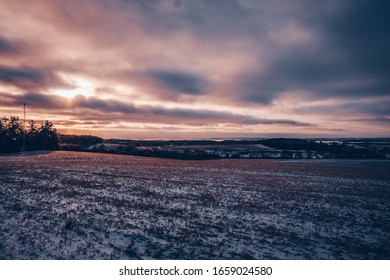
[[0, 66, 43, 84], [69, 98, 312, 126], [236, 0, 390, 103], [1, 92, 140, 115], [295, 97, 390, 117], [134, 0, 248, 35], [0, 37, 21, 54], [354, 117, 390, 124], [0, 92, 66, 109], [71, 97, 312, 126], [148, 70, 207, 95], [241, 46, 390, 103], [148, 107, 310, 126], [0, 65, 67, 91], [315, 0, 390, 77], [72, 95, 140, 114], [23, 92, 66, 109], [1, 91, 310, 127]]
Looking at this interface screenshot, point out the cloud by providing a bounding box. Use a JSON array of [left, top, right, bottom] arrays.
[[148, 70, 208, 95], [293, 97, 390, 117], [0, 37, 21, 55], [0, 66, 43, 88], [0, 92, 66, 109], [313, 0, 390, 78], [0, 65, 67, 91], [353, 117, 390, 124], [1, 91, 310, 127], [0, 0, 388, 137], [230, 0, 390, 104], [71, 95, 140, 114], [149, 106, 311, 126]]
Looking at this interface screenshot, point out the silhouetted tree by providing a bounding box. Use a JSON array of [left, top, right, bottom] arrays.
[[0, 117, 23, 153], [26, 120, 40, 151], [38, 120, 59, 150], [0, 116, 60, 153], [0, 117, 8, 152]]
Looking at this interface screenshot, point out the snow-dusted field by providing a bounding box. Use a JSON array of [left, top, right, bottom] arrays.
[[1, 151, 389, 259]]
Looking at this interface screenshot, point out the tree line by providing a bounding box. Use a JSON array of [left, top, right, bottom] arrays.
[[1, 116, 386, 159], [259, 138, 386, 159], [0, 116, 59, 153], [59, 134, 103, 151]]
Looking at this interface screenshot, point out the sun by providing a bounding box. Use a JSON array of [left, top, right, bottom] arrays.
[[52, 73, 95, 99]]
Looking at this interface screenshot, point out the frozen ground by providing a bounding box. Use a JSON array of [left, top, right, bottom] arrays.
[[0, 151, 389, 259]]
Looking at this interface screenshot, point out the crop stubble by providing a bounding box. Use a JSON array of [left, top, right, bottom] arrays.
[[0, 151, 389, 259]]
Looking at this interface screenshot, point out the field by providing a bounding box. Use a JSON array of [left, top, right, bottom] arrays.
[[1, 151, 389, 259]]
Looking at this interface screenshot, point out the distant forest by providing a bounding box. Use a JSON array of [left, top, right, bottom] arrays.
[[1, 115, 388, 159], [61, 136, 388, 160]]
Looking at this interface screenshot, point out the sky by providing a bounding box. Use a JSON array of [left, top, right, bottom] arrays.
[[0, 0, 389, 139]]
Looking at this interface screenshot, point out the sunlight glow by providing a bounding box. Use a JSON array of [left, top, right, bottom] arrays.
[[53, 74, 95, 99]]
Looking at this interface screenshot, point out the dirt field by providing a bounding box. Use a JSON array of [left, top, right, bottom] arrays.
[[1, 151, 389, 259]]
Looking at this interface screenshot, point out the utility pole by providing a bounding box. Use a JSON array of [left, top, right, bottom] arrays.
[[22, 103, 26, 152]]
